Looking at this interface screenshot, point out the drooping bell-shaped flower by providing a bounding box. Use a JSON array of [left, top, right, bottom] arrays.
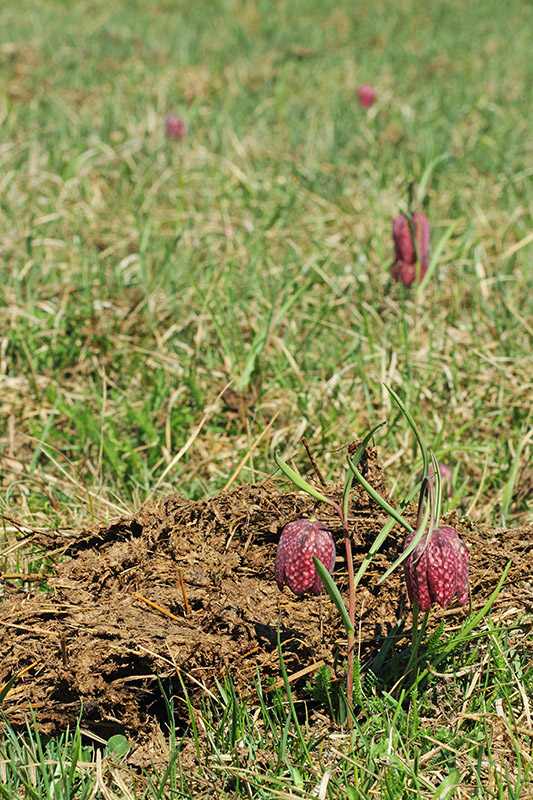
[[391, 212, 430, 286], [403, 525, 469, 612], [357, 84, 376, 108], [275, 518, 336, 597], [165, 114, 187, 141]]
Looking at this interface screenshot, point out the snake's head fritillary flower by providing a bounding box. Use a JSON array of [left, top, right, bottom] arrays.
[[357, 84, 376, 108], [403, 525, 469, 612], [165, 114, 187, 141], [275, 518, 336, 597], [391, 212, 430, 286]]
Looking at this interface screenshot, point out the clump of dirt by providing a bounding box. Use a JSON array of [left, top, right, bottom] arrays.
[[1, 447, 531, 737]]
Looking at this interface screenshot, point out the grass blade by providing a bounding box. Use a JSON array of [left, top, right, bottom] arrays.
[[313, 557, 354, 636], [385, 384, 429, 478], [274, 451, 333, 506], [417, 219, 460, 297]]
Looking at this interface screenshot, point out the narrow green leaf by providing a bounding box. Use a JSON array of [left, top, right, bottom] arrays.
[[353, 514, 396, 590], [350, 481, 420, 595], [417, 219, 460, 298], [417, 152, 451, 205], [432, 768, 460, 799], [0, 671, 22, 704], [274, 451, 333, 506], [342, 423, 386, 520], [454, 561, 512, 643], [347, 458, 412, 532], [377, 499, 431, 585], [385, 384, 429, 479], [342, 468, 354, 524], [430, 450, 442, 527], [371, 617, 404, 674], [350, 421, 387, 469], [313, 558, 354, 636]]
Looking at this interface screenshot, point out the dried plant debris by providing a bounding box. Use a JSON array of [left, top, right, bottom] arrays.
[[0, 449, 531, 736]]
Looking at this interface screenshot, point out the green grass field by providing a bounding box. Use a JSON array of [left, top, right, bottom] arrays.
[[1, 0, 532, 797]]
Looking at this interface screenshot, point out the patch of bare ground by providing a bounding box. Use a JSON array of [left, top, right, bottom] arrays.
[[0, 447, 531, 746]]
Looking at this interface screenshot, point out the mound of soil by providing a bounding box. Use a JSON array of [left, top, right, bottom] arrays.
[[1, 448, 531, 738]]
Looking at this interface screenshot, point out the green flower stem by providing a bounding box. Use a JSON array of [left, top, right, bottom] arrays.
[[342, 469, 355, 525], [429, 451, 442, 527], [313, 496, 356, 717], [330, 499, 356, 715], [340, 506, 355, 713], [405, 602, 430, 680]]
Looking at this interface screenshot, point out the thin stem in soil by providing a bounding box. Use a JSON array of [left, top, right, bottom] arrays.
[[344, 528, 355, 711], [405, 601, 430, 684], [333, 499, 355, 715], [300, 436, 328, 488]]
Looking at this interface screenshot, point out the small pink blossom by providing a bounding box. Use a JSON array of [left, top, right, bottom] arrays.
[[357, 84, 376, 108], [403, 525, 469, 612], [391, 212, 430, 286], [165, 114, 187, 141], [275, 518, 336, 597]]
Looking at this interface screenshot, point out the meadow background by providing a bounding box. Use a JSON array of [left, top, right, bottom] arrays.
[[1, 0, 532, 797]]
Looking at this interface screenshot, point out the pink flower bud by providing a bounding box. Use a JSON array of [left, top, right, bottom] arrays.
[[357, 84, 376, 108], [165, 114, 187, 141], [403, 525, 469, 612], [391, 212, 430, 286], [415, 463, 454, 500], [275, 518, 336, 597]]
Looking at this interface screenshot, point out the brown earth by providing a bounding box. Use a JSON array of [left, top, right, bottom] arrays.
[[1, 447, 532, 740]]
